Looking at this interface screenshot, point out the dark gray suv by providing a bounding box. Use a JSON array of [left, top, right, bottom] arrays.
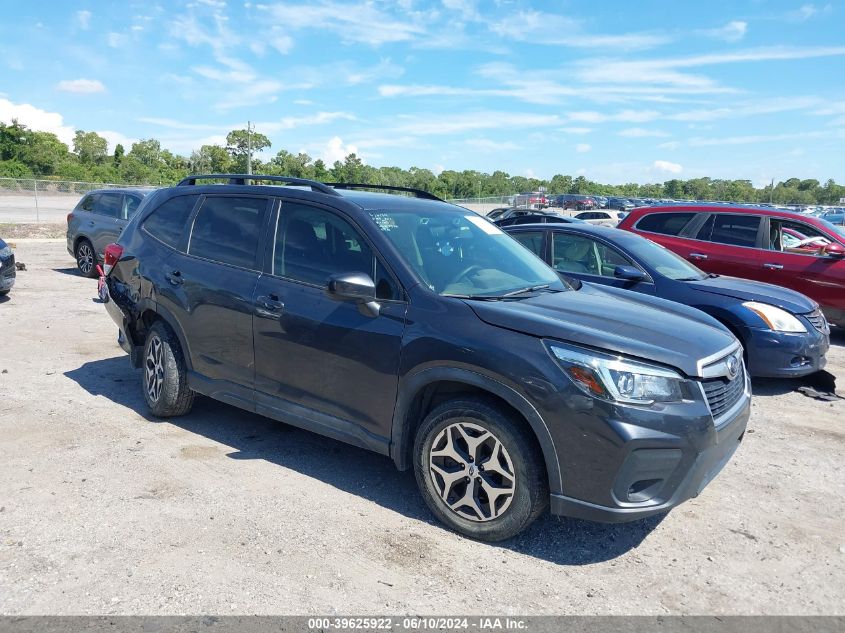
[[67, 188, 154, 276], [102, 175, 750, 541]]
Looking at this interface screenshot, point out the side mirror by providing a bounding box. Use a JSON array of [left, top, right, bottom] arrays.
[[824, 242, 845, 258], [614, 265, 646, 282], [327, 272, 380, 316]]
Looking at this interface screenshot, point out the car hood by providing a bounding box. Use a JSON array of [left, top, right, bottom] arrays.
[[684, 275, 816, 314], [465, 284, 737, 377]]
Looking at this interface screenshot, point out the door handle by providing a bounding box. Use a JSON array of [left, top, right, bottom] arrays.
[[689, 253, 708, 260], [165, 270, 183, 286], [257, 295, 284, 311], [763, 263, 784, 270]]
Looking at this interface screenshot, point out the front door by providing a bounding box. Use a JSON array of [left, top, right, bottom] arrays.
[[252, 200, 406, 448]]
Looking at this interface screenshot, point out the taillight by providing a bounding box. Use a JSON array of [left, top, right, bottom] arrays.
[[103, 243, 123, 275], [67, 212, 74, 224]]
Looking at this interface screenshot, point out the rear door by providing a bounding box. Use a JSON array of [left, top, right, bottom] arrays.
[[689, 213, 765, 280], [163, 194, 271, 406]]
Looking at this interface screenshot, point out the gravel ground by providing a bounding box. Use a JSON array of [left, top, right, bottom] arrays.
[[1, 241, 843, 615]]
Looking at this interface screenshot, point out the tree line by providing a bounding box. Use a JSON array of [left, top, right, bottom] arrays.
[[1, 120, 843, 205]]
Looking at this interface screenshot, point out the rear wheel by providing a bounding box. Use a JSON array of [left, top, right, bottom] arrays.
[[0, 290, 9, 296], [142, 320, 194, 417], [413, 397, 548, 542], [75, 239, 97, 278]]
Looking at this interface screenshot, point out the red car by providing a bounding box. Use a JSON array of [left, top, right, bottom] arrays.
[[618, 205, 845, 327]]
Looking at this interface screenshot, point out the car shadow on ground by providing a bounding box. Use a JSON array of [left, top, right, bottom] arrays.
[[52, 267, 85, 277], [64, 355, 662, 565]]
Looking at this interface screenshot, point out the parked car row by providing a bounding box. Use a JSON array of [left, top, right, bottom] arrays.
[[96, 174, 754, 541]]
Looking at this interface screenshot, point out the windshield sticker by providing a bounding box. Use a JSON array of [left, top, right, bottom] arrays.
[[465, 214, 503, 235], [372, 213, 398, 232]]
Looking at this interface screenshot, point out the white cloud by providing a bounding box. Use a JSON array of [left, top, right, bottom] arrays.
[[265, 2, 425, 46], [658, 141, 681, 150], [138, 117, 225, 131], [575, 143, 592, 153], [392, 111, 562, 136], [618, 127, 670, 137], [654, 160, 683, 174], [107, 32, 128, 48], [319, 136, 359, 163], [669, 97, 821, 122], [442, 0, 478, 20], [788, 3, 833, 21], [56, 79, 106, 94], [524, 168, 536, 179], [568, 110, 661, 123], [688, 130, 840, 146], [76, 10, 92, 30], [270, 35, 294, 54], [258, 111, 356, 133], [433, 163, 445, 175], [698, 21, 747, 42], [559, 127, 592, 135], [0, 98, 74, 145], [464, 138, 523, 152]]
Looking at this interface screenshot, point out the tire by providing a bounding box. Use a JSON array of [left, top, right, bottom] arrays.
[[75, 239, 98, 278], [142, 320, 194, 417], [413, 397, 548, 542], [0, 289, 9, 296]]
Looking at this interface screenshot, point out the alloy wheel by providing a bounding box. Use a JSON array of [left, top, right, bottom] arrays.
[[77, 243, 94, 275], [145, 335, 164, 403], [428, 421, 516, 522]]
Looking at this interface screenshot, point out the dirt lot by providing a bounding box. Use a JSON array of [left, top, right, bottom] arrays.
[[1, 240, 843, 615]]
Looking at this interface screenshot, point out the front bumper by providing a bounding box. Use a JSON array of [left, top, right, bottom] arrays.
[[743, 325, 829, 378], [1, 253, 16, 290], [533, 352, 751, 523]]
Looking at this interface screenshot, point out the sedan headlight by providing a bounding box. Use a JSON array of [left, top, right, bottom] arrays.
[[742, 301, 806, 333], [547, 342, 685, 405]]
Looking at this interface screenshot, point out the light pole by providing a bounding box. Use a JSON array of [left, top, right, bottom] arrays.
[[246, 120, 253, 175]]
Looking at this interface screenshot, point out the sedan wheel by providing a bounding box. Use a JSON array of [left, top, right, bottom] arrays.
[[76, 240, 97, 278]]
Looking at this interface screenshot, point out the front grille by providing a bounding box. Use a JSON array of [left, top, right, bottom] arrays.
[[803, 309, 829, 334], [701, 368, 745, 421]]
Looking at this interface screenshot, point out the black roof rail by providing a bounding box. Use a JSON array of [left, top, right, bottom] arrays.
[[325, 182, 443, 201], [176, 174, 340, 196]]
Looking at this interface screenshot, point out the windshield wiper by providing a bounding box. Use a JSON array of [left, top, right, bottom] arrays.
[[442, 293, 499, 300], [499, 284, 552, 297]]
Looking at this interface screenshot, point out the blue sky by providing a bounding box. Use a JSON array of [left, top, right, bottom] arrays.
[[1, 0, 844, 185]]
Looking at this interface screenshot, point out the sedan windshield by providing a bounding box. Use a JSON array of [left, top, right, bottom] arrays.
[[367, 209, 563, 297], [623, 234, 708, 281]]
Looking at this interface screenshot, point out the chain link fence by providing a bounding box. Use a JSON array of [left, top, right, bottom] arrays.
[[0, 178, 154, 224]]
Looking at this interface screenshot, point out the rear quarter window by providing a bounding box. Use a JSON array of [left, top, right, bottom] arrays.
[[636, 212, 696, 236], [142, 194, 200, 249]]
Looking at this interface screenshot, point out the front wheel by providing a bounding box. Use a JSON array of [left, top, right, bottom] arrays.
[[413, 397, 548, 541], [143, 320, 195, 417]]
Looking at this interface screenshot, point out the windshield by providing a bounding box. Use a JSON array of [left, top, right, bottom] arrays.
[[819, 219, 845, 239], [623, 233, 707, 281], [367, 209, 563, 297]]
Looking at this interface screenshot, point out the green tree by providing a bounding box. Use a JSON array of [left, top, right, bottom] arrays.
[[128, 139, 162, 168], [226, 128, 271, 172], [73, 130, 108, 164], [113, 143, 124, 168]]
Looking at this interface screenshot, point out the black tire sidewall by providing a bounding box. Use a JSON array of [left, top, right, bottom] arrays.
[[142, 321, 193, 417], [76, 239, 98, 278], [413, 399, 547, 542]]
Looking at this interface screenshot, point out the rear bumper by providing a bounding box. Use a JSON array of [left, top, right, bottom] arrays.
[[743, 326, 828, 378]]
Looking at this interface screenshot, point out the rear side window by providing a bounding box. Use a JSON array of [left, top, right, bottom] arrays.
[[79, 194, 98, 212], [636, 212, 695, 236], [124, 195, 142, 219], [188, 196, 268, 269], [143, 194, 199, 249], [95, 193, 122, 218], [699, 214, 761, 248]]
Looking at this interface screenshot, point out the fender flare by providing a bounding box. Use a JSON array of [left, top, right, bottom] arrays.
[[132, 299, 194, 371], [390, 366, 563, 494]]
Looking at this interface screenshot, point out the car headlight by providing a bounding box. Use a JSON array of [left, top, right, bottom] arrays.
[[0, 245, 11, 258], [547, 342, 685, 405], [742, 301, 806, 333]]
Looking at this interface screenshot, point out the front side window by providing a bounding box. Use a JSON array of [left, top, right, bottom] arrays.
[[552, 233, 635, 276], [770, 219, 836, 256], [368, 209, 562, 297], [142, 194, 200, 249], [636, 212, 695, 236], [510, 231, 544, 257], [188, 196, 267, 269], [699, 214, 761, 247]]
